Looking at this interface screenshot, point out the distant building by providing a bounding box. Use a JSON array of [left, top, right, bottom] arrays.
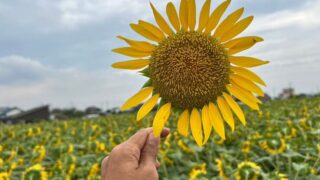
[[85, 106, 102, 115], [51, 108, 85, 120], [259, 93, 272, 102], [0, 105, 50, 124], [0, 107, 23, 119], [106, 107, 121, 115], [84, 106, 102, 119], [279, 88, 295, 99]]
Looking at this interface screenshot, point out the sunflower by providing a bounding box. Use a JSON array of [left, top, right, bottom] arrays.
[[177, 139, 193, 153], [260, 138, 286, 155], [215, 159, 228, 179], [33, 145, 46, 163], [241, 141, 251, 155], [67, 163, 76, 177], [22, 164, 48, 180], [87, 163, 100, 180], [112, 0, 268, 146], [268, 172, 288, 180], [0, 172, 10, 180], [235, 161, 261, 180], [189, 163, 207, 180]]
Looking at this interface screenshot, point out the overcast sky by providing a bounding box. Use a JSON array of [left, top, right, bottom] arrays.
[[0, 0, 319, 110]]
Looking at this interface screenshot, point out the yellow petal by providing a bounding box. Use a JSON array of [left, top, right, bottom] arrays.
[[137, 94, 159, 121], [227, 84, 260, 110], [208, 102, 225, 139], [117, 36, 155, 52], [179, 0, 189, 31], [153, 103, 171, 137], [138, 20, 166, 40], [231, 74, 264, 97], [223, 36, 263, 49], [229, 56, 269, 68], [177, 109, 190, 137], [231, 83, 262, 104], [213, 7, 244, 38], [204, 0, 231, 34], [112, 47, 151, 58], [223, 92, 246, 125], [230, 80, 262, 104], [228, 37, 264, 55], [130, 23, 161, 42], [202, 105, 212, 145], [231, 66, 266, 86], [190, 108, 203, 146], [217, 97, 235, 131], [112, 59, 150, 70], [220, 16, 254, 42], [150, 3, 172, 35], [166, 2, 181, 32], [198, 0, 211, 32], [121, 87, 153, 111], [187, 0, 196, 31]]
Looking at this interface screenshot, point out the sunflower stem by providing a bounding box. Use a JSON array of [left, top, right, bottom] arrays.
[[160, 155, 168, 177], [275, 154, 279, 170], [288, 156, 292, 178]]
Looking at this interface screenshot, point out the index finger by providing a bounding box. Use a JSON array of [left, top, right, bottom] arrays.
[[126, 127, 170, 150], [126, 128, 153, 149]]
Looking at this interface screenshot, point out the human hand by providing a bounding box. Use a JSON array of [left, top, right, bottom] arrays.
[[101, 128, 170, 180]]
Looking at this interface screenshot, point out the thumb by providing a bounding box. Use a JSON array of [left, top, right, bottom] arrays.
[[139, 133, 160, 168]]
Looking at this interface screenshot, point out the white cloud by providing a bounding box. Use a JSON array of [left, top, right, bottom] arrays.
[[0, 55, 147, 110], [57, 0, 143, 28], [56, 0, 180, 29], [240, 0, 320, 96], [248, 0, 320, 33]]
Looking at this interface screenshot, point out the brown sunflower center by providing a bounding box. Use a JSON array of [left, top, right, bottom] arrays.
[[149, 31, 230, 109]]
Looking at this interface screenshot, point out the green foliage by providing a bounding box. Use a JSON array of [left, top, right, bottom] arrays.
[[0, 97, 320, 179]]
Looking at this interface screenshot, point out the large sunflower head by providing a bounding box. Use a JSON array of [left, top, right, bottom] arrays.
[[112, 0, 268, 146]]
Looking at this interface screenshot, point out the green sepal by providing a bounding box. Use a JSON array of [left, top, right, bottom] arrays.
[[157, 99, 166, 111], [142, 79, 152, 88], [172, 106, 183, 114], [139, 67, 150, 77]]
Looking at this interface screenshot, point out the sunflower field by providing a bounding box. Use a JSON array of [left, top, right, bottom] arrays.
[[0, 96, 320, 180]]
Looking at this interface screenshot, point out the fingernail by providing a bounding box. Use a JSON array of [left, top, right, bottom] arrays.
[[147, 133, 158, 145]]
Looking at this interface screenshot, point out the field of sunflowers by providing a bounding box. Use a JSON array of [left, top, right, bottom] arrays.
[[0, 96, 320, 180]]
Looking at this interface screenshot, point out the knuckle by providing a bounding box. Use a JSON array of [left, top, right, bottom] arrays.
[[102, 156, 109, 166], [135, 128, 148, 136], [110, 144, 123, 156], [141, 166, 158, 179], [111, 142, 140, 160], [143, 166, 154, 173], [142, 143, 158, 154], [138, 128, 146, 133], [125, 143, 141, 156]]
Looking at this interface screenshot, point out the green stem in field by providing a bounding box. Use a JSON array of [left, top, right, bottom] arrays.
[[312, 155, 320, 169], [294, 170, 300, 180], [296, 126, 307, 141], [195, 152, 200, 162], [288, 156, 292, 178], [160, 155, 168, 177], [208, 144, 213, 170], [275, 154, 280, 170]]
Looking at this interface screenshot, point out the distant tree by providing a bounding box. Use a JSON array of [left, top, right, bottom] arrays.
[[51, 108, 85, 119]]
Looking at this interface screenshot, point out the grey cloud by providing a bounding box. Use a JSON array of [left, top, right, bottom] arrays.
[[0, 55, 51, 85], [0, 55, 147, 109]]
